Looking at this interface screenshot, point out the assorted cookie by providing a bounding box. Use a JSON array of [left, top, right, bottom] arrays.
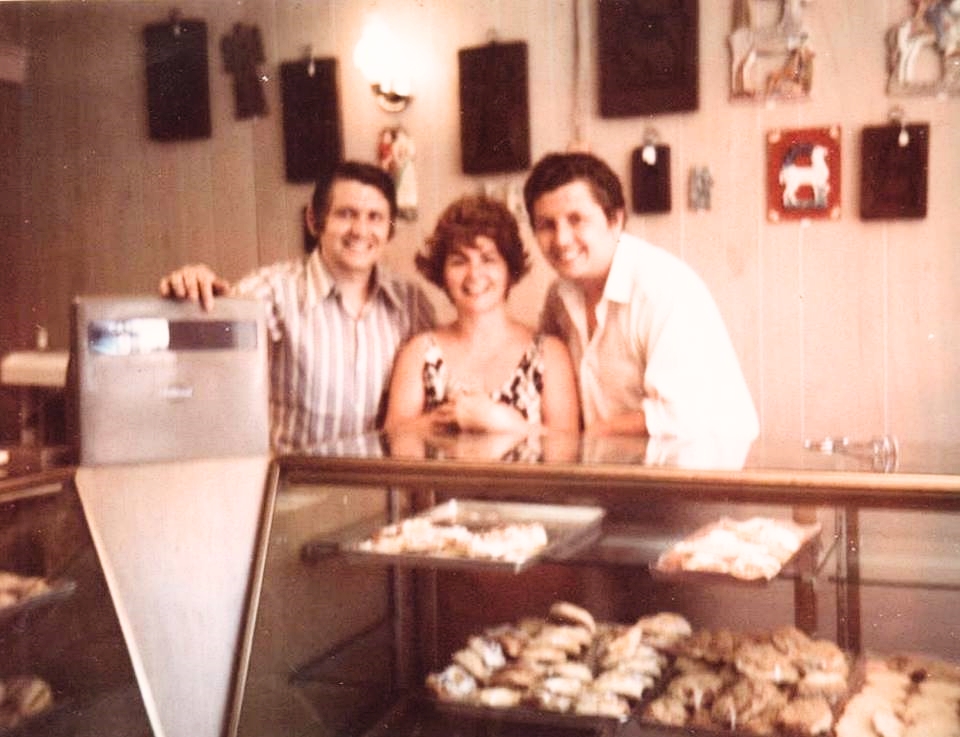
[[835, 654, 960, 737], [356, 515, 549, 562], [654, 516, 822, 581], [647, 625, 849, 735], [0, 571, 51, 610], [0, 676, 54, 729], [427, 603, 960, 737], [426, 601, 683, 721]]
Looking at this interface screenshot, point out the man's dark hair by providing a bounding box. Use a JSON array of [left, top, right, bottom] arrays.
[[523, 152, 625, 223], [311, 161, 398, 239]]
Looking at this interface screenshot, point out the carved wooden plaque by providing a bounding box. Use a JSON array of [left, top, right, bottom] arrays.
[[459, 41, 531, 174], [280, 58, 343, 183], [598, 0, 699, 117], [144, 19, 211, 141], [860, 123, 929, 220]]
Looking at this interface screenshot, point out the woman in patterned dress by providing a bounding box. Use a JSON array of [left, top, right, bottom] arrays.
[[384, 195, 580, 436]]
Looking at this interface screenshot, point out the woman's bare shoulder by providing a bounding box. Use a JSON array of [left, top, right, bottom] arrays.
[[539, 332, 571, 355]]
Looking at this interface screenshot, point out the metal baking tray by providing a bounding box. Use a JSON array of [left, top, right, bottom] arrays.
[[0, 579, 76, 626], [650, 518, 823, 585], [340, 499, 606, 573], [431, 693, 633, 730]]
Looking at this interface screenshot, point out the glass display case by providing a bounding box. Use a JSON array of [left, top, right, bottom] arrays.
[[228, 432, 960, 737], [0, 469, 153, 737]]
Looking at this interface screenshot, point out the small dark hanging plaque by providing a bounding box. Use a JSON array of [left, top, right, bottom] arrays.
[[458, 41, 531, 175], [280, 58, 343, 183], [860, 123, 929, 220], [144, 19, 212, 141], [631, 145, 672, 213]]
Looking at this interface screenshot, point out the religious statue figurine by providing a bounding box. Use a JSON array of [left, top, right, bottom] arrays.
[[378, 127, 418, 220]]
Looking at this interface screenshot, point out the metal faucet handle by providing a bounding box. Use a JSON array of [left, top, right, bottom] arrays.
[[803, 434, 899, 472]]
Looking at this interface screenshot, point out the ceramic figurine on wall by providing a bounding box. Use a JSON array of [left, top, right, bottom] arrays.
[[728, 0, 815, 101], [378, 127, 418, 220], [886, 0, 960, 97]]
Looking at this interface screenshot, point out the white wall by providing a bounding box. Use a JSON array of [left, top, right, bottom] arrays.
[[2, 0, 958, 446]]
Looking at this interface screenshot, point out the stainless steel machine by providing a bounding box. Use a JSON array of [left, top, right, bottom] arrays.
[[71, 295, 269, 465], [70, 295, 272, 737]]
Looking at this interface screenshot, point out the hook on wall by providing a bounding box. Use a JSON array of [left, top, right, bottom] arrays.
[[169, 8, 183, 37], [302, 45, 315, 77], [888, 105, 909, 147], [641, 127, 660, 165]]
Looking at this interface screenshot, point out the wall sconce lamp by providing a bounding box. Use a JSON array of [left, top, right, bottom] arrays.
[[353, 15, 412, 113]]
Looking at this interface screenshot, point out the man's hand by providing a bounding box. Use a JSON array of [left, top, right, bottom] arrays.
[[158, 263, 231, 311]]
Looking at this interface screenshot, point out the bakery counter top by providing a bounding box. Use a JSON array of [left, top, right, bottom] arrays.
[[281, 432, 960, 512]]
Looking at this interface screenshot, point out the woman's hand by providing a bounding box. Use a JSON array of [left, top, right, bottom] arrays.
[[430, 389, 528, 434]]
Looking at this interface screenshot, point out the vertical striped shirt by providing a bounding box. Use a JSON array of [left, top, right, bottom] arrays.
[[232, 251, 435, 451]]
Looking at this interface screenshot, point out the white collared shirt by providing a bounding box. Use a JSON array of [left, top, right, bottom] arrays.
[[540, 232, 759, 441], [233, 250, 435, 451]]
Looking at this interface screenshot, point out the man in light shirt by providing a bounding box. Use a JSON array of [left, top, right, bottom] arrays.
[[524, 151, 758, 443], [160, 161, 435, 450]]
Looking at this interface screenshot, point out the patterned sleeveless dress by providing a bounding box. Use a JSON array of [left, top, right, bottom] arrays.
[[421, 334, 545, 425]]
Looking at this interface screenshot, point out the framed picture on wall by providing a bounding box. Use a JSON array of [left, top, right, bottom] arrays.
[[860, 122, 929, 220], [766, 126, 841, 222], [598, 0, 699, 117], [459, 41, 531, 174]]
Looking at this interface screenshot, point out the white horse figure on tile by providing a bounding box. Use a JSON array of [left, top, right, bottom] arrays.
[[779, 144, 830, 208]]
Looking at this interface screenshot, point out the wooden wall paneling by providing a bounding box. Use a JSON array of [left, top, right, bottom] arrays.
[[0, 80, 23, 442], [4, 0, 960, 445], [801, 226, 886, 440]]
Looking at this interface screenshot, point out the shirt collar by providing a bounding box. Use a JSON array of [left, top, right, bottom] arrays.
[[602, 234, 636, 305], [304, 249, 405, 311]]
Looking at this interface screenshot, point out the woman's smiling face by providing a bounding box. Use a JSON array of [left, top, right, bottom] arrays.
[[443, 235, 510, 314]]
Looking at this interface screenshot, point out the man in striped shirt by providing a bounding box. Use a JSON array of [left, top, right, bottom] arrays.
[[159, 161, 435, 451]]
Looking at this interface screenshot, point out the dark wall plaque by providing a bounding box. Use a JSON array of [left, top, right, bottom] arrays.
[[860, 123, 929, 220], [598, 0, 699, 117], [280, 58, 343, 183], [459, 41, 531, 175], [144, 19, 212, 141]]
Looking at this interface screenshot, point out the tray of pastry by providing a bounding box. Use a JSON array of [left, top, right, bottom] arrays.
[[339, 499, 606, 573], [428, 602, 858, 737], [0, 572, 76, 626], [428, 601, 674, 727], [650, 516, 823, 584]]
